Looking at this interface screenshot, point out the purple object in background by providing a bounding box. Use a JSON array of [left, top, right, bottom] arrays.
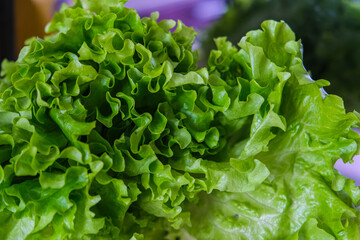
[[54, 0, 74, 12], [125, 0, 227, 29], [335, 157, 360, 186], [335, 128, 360, 186], [54, 0, 360, 186], [54, 0, 227, 29]]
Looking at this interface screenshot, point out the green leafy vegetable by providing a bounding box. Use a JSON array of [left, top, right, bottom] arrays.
[[184, 21, 360, 239], [204, 0, 360, 111], [0, 0, 359, 239]]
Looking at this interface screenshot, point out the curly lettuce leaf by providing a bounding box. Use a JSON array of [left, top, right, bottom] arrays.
[[180, 20, 360, 240], [0, 1, 280, 239], [204, 0, 360, 111], [184, 78, 360, 239], [1, 0, 359, 238]]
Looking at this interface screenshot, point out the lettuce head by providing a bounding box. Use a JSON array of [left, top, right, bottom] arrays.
[[0, 0, 359, 239]]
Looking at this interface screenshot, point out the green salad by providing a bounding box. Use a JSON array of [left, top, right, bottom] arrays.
[[0, 0, 359, 239]]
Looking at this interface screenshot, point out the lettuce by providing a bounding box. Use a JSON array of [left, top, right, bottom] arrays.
[[182, 21, 360, 239], [0, 0, 359, 239], [203, 0, 360, 111]]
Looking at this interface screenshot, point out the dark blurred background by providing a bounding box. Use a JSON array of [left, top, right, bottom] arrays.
[[0, 0, 15, 63], [1, 0, 58, 66]]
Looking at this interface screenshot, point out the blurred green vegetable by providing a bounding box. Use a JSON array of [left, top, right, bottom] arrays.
[[0, 0, 359, 239], [204, 0, 360, 111]]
